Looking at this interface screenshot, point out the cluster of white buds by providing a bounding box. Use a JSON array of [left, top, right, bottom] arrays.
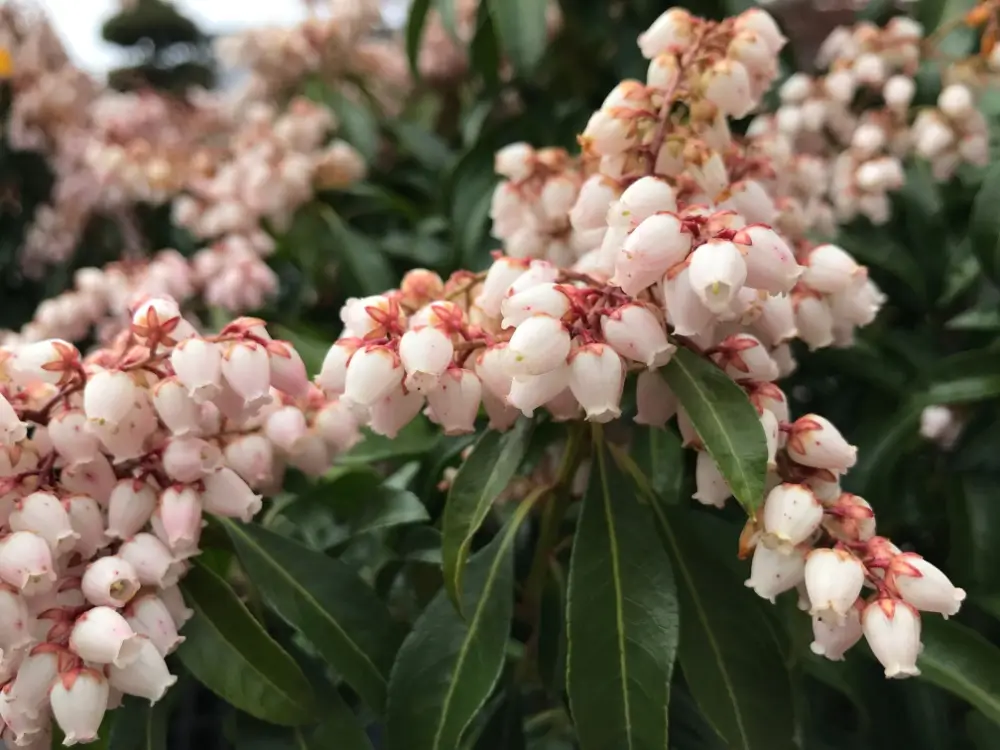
[[214, 0, 410, 114], [749, 17, 989, 231], [0, 295, 359, 746], [490, 146, 597, 266]]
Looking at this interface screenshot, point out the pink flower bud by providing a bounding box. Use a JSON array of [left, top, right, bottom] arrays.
[[810, 604, 863, 661], [647, 53, 681, 89], [734, 8, 786, 53], [368, 386, 424, 438], [126, 595, 184, 656], [0, 531, 56, 595], [662, 265, 715, 338], [11, 491, 79, 556], [202, 468, 262, 523], [48, 410, 101, 463], [823, 491, 875, 539], [399, 326, 454, 393], [804, 548, 865, 622], [762, 483, 823, 550], [507, 365, 570, 417], [829, 278, 884, 327], [221, 342, 272, 413], [570, 175, 620, 231], [223, 434, 276, 488], [264, 406, 309, 454], [60, 456, 117, 505], [151, 377, 202, 436], [70, 606, 143, 667], [802, 244, 862, 294], [481, 389, 520, 432], [568, 344, 625, 423], [891, 553, 966, 618], [541, 175, 579, 222], [494, 142, 535, 182], [753, 294, 797, 346], [119, 534, 184, 589], [288, 431, 331, 478], [612, 213, 692, 296], [638, 8, 694, 58], [793, 295, 835, 350], [9, 339, 80, 387], [82, 556, 140, 609], [158, 584, 192, 627], [50, 668, 109, 744], [863, 599, 922, 678], [732, 225, 801, 294], [108, 636, 177, 704], [1, 679, 47, 745], [506, 315, 571, 377], [11, 644, 70, 718], [475, 345, 514, 402], [883, 75, 915, 110], [162, 437, 223, 483], [65, 494, 107, 559], [686, 240, 747, 316], [343, 345, 404, 408], [153, 487, 202, 559], [602, 304, 676, 368], [0, 394, 26, 447], [314, 400, 361, 453], [0, 586, 31, 652], [83, 369, 136, 428], [609, 177, 678, 228], [267, 341, 309, 398], [745, 544, 805, 603], [634, 370, 677, 427], [787, 415, 857, 473], [476, 257, 531, 317], [713, 334, 779, 383], [500, 283, 571, 330], [170, 338, 223, 403], [703, 59, 754, 118], [106, 480, 157, 540], [426, 369, 482, 435], [316, 339, 362, 397], [505, 260, 559, 298], [581, 110, 632, 155], [693, 451, 731, 508]]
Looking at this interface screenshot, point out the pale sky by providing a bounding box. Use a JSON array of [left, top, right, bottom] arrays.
[[40, 0, 411, 74]]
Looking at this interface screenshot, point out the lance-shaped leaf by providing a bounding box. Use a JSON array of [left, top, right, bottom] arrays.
[[652, 506, 796, 750], [918, 615, 1000, 726], [177, 564, 316, 726], [566, 434, 680, 750], [662, 347, 767, 512], [442, 418, 534, 612], [485, 0, 549, 75], [221, 520, 406, 713], [971, 161, 1000, 287], [108, 696, 168, 750], [384, 494, 539, 750]]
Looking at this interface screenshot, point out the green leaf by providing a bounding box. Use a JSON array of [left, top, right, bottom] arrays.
[[485, 0, 548, 76], [384, 494, 539, 750], [567, 435, 679, 750], [652, 506, 796, 750], [632, 425, 685, 504], [917, 616, 1000, 727], [950, 474, 1000, 594], [107, 696, 168, 750], [405, 0, 433, 75], [341, 416, 441, 465], [435, 0, 460, 42], [233, 691, 374, 750], [442, 418, 534, 613], [316, 206, 395, 297], [315, 87, 379, 162], [473, 687, 527, 750], [662, 348, 767, 512], [947, 308, 1000, 331], [971, 161, 1000, 287], [221, 520, 406, 713], [177, 563, 316, 726]]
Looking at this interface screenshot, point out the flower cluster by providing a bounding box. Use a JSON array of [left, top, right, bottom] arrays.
[[0, 297, 359, 747], [750, 17, 989, 230], [315, 5, 971, 680]]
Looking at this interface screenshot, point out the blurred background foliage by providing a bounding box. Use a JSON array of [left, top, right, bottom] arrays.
[[6, 0, 1000, 748]]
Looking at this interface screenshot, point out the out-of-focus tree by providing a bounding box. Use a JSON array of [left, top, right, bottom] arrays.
[[102, 0, 216, 93]]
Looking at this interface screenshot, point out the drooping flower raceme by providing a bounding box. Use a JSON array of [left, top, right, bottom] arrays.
[[0, 299, 361, 747]]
